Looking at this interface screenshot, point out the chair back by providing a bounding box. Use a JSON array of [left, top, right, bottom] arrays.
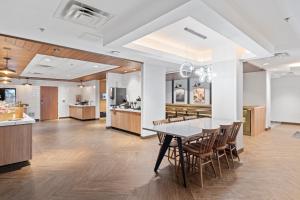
[[197, 128, 219, 154], [214, 124, 232, 148], [153, 119, 169, 145], [169, 117, 184, 123], [228, 122, 243, 143], [184, 115, 197, 121]]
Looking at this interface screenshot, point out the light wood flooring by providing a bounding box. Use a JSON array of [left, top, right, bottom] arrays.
[[0, 119, 300, 200]]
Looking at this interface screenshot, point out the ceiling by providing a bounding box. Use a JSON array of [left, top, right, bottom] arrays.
[[21, 54, 118, 80], [126, 17, 242, 63], [202, 0, 300, 75], [0, 35, 142, 81]]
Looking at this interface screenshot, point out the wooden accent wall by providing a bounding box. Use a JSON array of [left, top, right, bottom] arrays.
[[99, 79, 107, 113], [0, 124, 32, 166]]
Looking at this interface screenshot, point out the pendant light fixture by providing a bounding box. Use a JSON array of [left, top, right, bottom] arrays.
[[78, 80, 84, 88], [22, 78, 32, 86], [0, 48, 16, 75]]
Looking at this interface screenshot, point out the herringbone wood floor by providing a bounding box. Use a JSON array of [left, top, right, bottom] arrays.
[[0, 119, 300, 200]]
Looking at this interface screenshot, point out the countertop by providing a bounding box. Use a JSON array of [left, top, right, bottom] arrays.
[[0, 114, 35, 127], [110, 108, 141, 113], [69, 104, 96, 107]]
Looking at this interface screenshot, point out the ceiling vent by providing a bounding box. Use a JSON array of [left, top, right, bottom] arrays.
[[54, 0, 113, 29], [274, 52, 289, 58]]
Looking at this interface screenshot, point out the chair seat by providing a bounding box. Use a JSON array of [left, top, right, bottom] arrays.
[[183, 143, 213, 157]]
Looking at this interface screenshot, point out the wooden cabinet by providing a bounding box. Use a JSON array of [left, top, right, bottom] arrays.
[[111, 110, 141, 134], [69, 106, 96, 120], [0, 124, 32, 166], [243, 106, 266, 136]]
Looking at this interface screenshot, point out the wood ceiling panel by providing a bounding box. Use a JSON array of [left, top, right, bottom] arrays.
[[0, 34, 143, 81]]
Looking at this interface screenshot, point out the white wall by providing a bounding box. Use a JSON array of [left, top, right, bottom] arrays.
[[142, 63, 166, 137], [271, 75, 300, 123], [81, 80, 100, 119], [243, 71, 271, 128], [0, 79, 98, 119], [123, 71, 141, 102], [212, 46, 244, 150]]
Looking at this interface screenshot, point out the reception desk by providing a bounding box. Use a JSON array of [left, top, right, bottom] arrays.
[[111, 108, 141, 135], [0, 114, 35, 166], [69, 105, 96, 120]]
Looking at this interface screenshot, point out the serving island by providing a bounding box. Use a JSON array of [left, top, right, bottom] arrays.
[[111, 108, 141, 135], [0, 114, 35, 166], [69, 105, 96, 120]]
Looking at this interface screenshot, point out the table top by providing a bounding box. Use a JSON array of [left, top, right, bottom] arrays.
[[144, 118, 234, 138], [0, 113, 35, 127]]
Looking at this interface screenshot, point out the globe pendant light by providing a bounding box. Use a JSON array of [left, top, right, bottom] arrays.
[[179, 62, 194, 78]]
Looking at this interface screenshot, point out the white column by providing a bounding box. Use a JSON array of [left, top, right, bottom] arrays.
[[212, 46, 244, 150], [141, 62, 166, 137]]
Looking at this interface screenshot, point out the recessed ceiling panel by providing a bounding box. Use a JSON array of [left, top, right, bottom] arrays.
[[21, 54, 118, 80]]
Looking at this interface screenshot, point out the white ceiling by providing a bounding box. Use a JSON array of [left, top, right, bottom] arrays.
[[202, 0, 300, 75], [125, 16, 255, 67], [21, 54, 118, 80], [0, 0, 280, 76]]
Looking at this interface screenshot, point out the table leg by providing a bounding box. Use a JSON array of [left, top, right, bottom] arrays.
[[177, 137, 187, 187], [154, 134, 173, 172]]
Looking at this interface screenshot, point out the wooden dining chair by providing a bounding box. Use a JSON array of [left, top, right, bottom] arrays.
[[169, 117, 184, 123], [153, 119, 169, 145], [214, 124, 232, 177], [226, 122, 243, 168], [184, 115, 198, 121], [184, 128, 219, 187]]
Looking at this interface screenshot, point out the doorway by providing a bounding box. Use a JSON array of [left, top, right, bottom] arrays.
[[40, 86, 58, 121]]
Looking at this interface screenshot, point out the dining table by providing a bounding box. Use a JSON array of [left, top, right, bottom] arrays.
[[144, 117, 233, 187]]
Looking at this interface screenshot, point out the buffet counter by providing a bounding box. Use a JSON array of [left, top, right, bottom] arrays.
[[0, 114, 35, 166], [69, 105, 96, 120], [110, 108, 141, 135]]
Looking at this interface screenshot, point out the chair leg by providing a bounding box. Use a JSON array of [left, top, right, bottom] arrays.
[[229, 146, 235, 168], [216, 151, 222, 177], [234, 146, 240, 162], [224, 150, 230, 169], [199, 158, 203, 188], [210, 155, 217, 178], [174, 147, 177, 174]]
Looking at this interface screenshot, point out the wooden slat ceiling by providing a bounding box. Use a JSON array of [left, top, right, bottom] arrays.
[[0, 34, 142, 82]]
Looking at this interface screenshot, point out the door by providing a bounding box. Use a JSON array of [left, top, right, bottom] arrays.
[[40, 86, 58, 121]]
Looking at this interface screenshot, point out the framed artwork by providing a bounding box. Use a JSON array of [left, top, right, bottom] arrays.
[[192, 88, 205, 104], [175, 88, 185, 103]]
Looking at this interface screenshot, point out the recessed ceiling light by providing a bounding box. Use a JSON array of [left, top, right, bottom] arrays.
[[289, 62, 300, 67], [263, 63, 269, 66], [133, 68, 137, 71], [124, 70, 128, 73], [44, 58, 51, 62], [109, 50, 120, 55], [93, 65, 99, 68]]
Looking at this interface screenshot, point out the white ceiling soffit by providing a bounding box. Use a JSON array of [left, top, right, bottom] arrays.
[[21, 54, 118, 80], [106, 0, 272, 65]]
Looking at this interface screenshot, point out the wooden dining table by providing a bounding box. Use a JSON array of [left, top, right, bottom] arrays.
[[144, 118, 233, 187]]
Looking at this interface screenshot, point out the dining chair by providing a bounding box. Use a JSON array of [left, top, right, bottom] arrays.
[[184, 115, 198, 121], [153, 119, 179, 172], [184, 128, 219, 187], [169, 116, 184, 123], [226, 121, 243, 168], [213, 124, 232, 177]]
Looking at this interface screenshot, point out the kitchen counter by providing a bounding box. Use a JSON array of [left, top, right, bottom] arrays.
[[110, 108, 141, 113], [111, 108, 141, 135], [69, 105, 96, 120], [0, 114, 35, 127], [0, 113, 35, 166]]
